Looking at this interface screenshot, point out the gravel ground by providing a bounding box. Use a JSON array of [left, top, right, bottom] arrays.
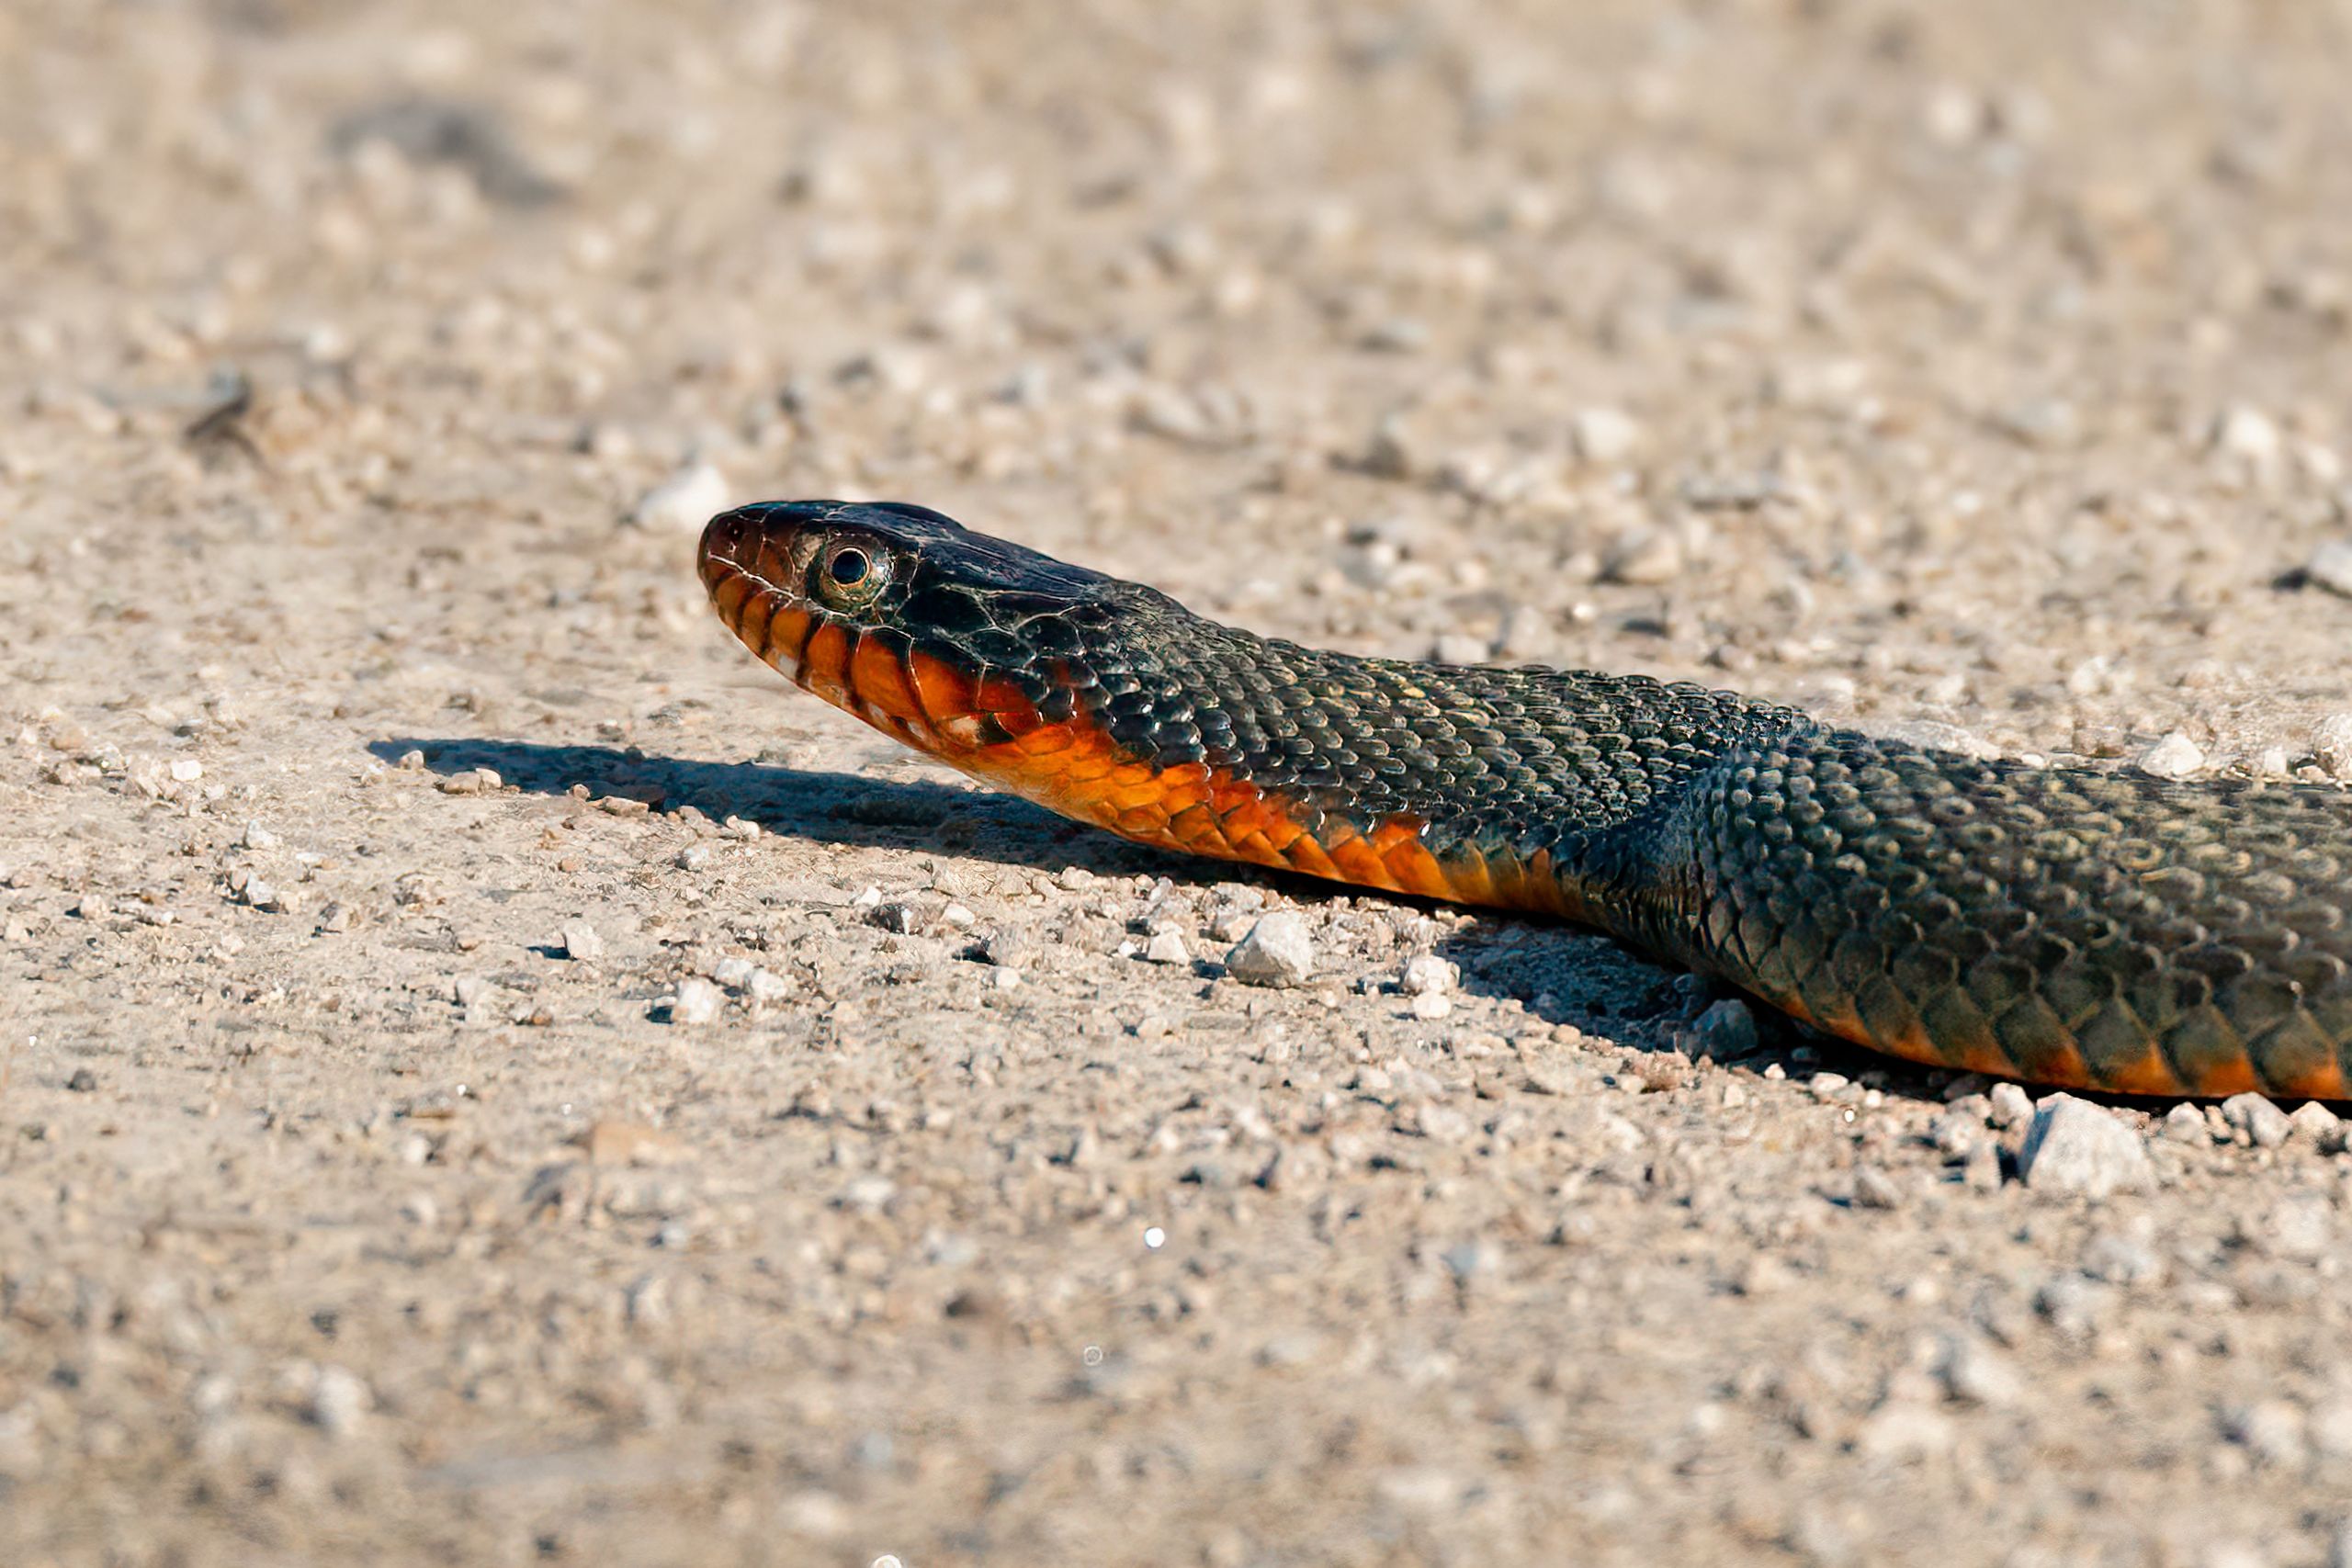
[[7, 3, 2352, 1564]]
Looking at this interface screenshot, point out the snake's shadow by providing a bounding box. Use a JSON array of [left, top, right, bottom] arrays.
[[368, 738, 1223, 881], [370, 737, 1916, 1096]]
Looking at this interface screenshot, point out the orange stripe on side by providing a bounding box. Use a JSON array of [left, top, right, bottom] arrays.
[[735, 590, 777, 656], [800, 623, 852, 704], [849, 637, 925, 722], [2269, 1060, 2347, 1100], [763, 604, 813, 668], [1765, 995, 2024, 1082], [2182, 1056, 2260, 1099], [907, 650, 980, 726], [1369, 819, 1454, 901], [801, 659, 1593, 915], [711, 573, 754, 625], [2097, 1049, 2190, 1097], [1476, 848, 1588, 922], [975, 674, 1033, 716]]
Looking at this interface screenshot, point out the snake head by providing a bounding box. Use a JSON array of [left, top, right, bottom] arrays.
[[698, 498, 1133, 740]]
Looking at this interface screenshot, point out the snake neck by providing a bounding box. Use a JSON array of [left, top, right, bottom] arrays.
[[884, 586, 1815, 923]]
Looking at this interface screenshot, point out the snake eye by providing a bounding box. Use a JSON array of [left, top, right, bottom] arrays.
[[813, 539, 890, 610]]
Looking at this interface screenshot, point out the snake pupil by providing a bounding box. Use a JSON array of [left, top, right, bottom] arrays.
[[829, 549, 870, 586]]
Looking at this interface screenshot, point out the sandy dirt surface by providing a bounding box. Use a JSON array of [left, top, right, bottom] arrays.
[[7, 2, 2352, 1564]]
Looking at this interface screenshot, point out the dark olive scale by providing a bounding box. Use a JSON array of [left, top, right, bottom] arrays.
[[706, 500, 2352, 1097]]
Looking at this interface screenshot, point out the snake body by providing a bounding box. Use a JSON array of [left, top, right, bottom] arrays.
[[699, 500, 2352, 1100]]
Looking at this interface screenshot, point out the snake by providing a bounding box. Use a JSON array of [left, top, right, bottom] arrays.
[[697, 499, 2352, 1100]]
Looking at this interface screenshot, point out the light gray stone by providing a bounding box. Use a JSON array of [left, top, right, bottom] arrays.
[[2161, 1102, 2209, 1144], [2136, 732, 2204, 779], [2311, 712, 2352, 779], [1933, 1333, 2022, 1407], [2303, 539, 2352, 598], [2288, 1100, 2345, 1151], [670, 977, 722, 1025], [559, 919, 603, 961], [2018, 1094, 2154, 1198], [1397, 953, 1457, 997], [1569, 406, 1643, 464], [627, 459, 729, 532], [2221, 1092, 2292, 1149], [1227, 911, 1314, 987]]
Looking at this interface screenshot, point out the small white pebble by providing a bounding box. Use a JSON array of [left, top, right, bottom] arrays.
[[1227, 911, 1315, 987], [242, 821, 278, 850], [307, 1366, 371, 1437], [1851, 1166, 1904, 1209], [1431, 633, 1488, 666], [1145, 928, 1190, 964], [626, 459, 729, 532], [2018, 1094, 2154, 1198], [1986, 1081, 2034, 1128], [1570, 406, 1643, 464], [670, 976, 723, 1024], [674, 843, 715, 872], [1600, 527, 1683, 586], [2211, 403, 2282, 464], [2305, 540, 2352, 599], [2312, 713, 2352, 780], [559, 919, 604, 961], [2161, 1102, 2208, 1144], [2222, 1092, 2293, 1149], [169, 759, 203, 783], [1922, 83, 1985, 146], [2289, 1100, 2345, 1151], [1935, 1332, 2023, 1407], [1397, 953, 1458, 997], [1409, 990, 1453, 1021], [2137, 732, 2204, 779]]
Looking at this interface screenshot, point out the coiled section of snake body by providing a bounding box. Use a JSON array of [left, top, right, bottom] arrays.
[[699, 499, 2352, 1100]]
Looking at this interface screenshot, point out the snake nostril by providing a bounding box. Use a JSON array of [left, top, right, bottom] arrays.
[[698, 510, 751, 570]]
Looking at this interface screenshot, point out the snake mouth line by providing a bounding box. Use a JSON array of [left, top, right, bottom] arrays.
[[702, 548, 994, 752]]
